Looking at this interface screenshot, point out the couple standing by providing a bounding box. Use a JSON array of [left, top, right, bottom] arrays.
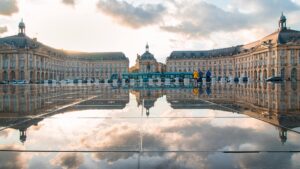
[[193, 69, 211, 86]]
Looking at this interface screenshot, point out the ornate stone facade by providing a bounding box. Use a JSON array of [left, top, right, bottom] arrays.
[[0, 20, 129, 82], [131, 44, 166, 73], [166, 14, 300, 81]]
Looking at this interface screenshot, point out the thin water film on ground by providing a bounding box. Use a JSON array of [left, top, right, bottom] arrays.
[[0, 82, 299, 169]]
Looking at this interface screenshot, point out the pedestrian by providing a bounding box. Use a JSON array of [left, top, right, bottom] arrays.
[[206, 70, 211, 82], [198, 69, 203, 83], [193, 70, 199, 86]]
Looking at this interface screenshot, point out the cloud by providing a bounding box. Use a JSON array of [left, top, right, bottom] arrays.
[[62, 0, 75, 6], [0, 129, 9, 137], [0, 26, 8, 34], [0, 145, 29, 169], [0, 0, 19, 16], [161, 0, 300, 38], [230, 0, 299, 15], [51, 153, 84, 169], [97, 0, 166, 28]]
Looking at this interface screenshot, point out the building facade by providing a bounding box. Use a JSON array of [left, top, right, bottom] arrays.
[[131, 44, 166, 73], [0, 20, 129, 82], [166, 14, 300, 81]]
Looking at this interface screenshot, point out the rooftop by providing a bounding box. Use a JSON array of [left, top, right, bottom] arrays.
[[168, 14, 300, 60], [0, 20, 129, 62]]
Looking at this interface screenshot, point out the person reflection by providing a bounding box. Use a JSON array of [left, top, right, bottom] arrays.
[[206, 83, 211, 96], [199, 83, 204, 96], [192, 87, 199, 96]]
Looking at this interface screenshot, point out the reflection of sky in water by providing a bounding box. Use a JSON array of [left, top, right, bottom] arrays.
[[0, 83, 299, 168]]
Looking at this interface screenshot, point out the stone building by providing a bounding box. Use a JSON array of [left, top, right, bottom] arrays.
[[131, 43, 166, 73], [166, 13, 300, 81], [0, 20, 129, 82]]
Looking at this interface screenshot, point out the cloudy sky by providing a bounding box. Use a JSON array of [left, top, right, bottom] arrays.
[[0, 0, 300, 65]]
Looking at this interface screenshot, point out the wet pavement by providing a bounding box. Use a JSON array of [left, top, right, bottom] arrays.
[[0, 82, 299, 169]]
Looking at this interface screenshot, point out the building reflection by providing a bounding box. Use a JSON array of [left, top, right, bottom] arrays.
[[0, 82, 299, 144], [131, 88, 164, 117], [132, 82, 300, 144], [0, 85, 129, 143]]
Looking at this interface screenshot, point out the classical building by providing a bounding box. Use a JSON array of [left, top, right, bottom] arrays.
[[131, 43, 166, 73], [0, 20, 129, 82], [166, 13, 300, 81]]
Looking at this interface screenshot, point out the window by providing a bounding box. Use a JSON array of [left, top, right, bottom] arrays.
[[291, 49, 295, 56], [289, 49, 295, 64], [280, 54, 285, 66], [2, 55, 8, 69], [19, 55, 25, 69], [280, 49, 285, 57], [10, 56, 16, 69]]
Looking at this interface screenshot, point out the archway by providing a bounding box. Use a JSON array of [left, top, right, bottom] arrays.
[[254, 70, 257, 81], [30, 71, 34, 81], [263, 69, 267, 80], [20, 71, 25, 80], [291, 68, 297, 81], [37, 72, 40, 81], [10, 71, 15, 81], [41, 72, 44, 81], [258, 70, 262, 81], [146, 63, 151, 72], [272, 69, 275, 77], [3, 71, 8, 81], [281, 68, 285, 80]]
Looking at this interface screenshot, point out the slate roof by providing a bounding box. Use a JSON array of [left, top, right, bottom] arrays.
[[67, 52, 128, 61], [168, 46, 242, 60], [0, 34, 129, 61], [140, 51, 156, 61], [0, 34, 38, 49], [168, 28, 300, 60]]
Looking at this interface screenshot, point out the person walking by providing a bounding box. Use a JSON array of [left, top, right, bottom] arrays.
[[193, 70, 199, 86], [206, 70, 211, 83], [198, 69, 203, 83]]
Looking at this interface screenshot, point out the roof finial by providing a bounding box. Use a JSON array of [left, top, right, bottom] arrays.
[[279, 12, 287, 30], [18, 18, 26, 35], [146, 42, 149, 52]]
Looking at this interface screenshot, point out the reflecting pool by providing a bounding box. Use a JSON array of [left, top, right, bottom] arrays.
[[0, 82, 299, 169]]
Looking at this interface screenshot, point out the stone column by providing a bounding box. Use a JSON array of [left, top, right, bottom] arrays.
[[0, 54, 2, 81], [15, 54, 19, 80], [25, 52, 30, 81]]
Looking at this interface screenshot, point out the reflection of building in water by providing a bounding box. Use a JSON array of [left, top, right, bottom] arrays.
[[131, 88, 164, 117], [164, 82, 300, 144], [0, 85, 129, 143], [72, 88, 129, 109], [165, 83, 300, 114]]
